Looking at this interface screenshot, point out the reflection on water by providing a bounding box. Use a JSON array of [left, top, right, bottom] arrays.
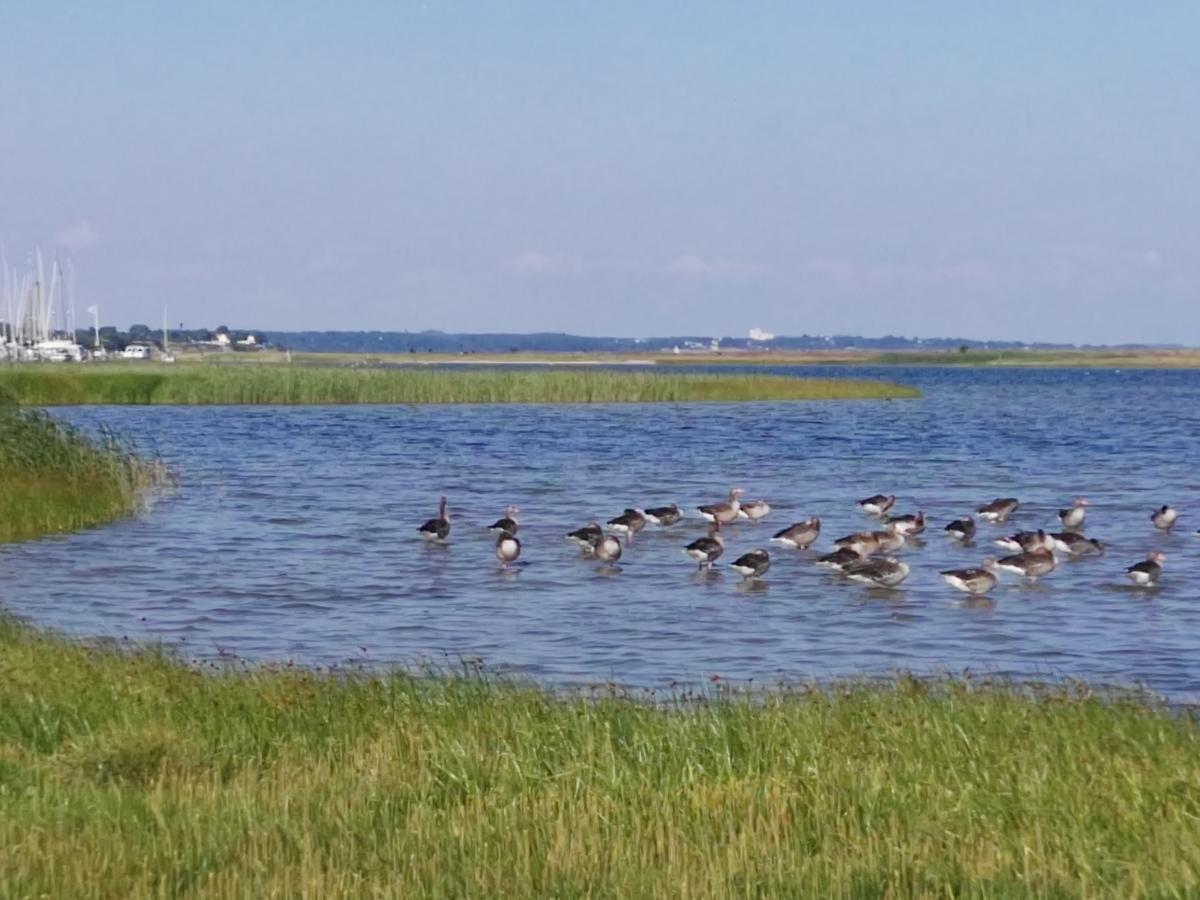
[[3, 366, 1200, 699]]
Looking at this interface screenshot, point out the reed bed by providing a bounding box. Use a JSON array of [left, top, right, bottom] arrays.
[[0, 404, 163, 541], [0, 618, 1197, 898], [0, 365, 918, 405]]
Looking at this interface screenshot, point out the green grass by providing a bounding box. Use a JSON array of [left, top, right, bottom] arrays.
[[0, 404, 164, 542], [1, 618, 1198, 898], [0, 364, 918, 404]]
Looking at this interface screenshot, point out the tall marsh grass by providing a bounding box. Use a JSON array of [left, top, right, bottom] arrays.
[[1, 617, 1198, 898], [0, 364, 918, 405], [0, 404, 162, 541]]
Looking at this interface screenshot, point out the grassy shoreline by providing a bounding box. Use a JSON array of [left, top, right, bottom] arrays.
[[1, 617, 1199, 897], [0, 365, 918, 405]]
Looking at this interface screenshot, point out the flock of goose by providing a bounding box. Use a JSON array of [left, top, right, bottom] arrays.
[[418, 491, 1193, 594]]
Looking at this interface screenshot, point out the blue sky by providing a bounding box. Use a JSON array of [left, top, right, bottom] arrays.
[[2, 2, 1197, 343]]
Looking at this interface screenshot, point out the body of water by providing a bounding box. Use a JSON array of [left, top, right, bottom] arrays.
[[4, 366, 1200, 698]]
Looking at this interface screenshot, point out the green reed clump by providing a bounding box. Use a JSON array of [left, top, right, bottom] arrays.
[[0, 364, 918, 405], [0, 404, 162, 541], [1, 616, 1197, 898]]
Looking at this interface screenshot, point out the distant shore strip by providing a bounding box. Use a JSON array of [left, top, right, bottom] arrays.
[[0, 366, 919, 405]]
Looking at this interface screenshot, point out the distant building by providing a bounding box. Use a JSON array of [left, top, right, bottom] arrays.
[[748, 327, 775, 342]]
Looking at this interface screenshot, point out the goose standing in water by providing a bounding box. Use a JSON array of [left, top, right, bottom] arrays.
[[944, 517, 976, 541], [1126, 551, 1166, 586], [869, 526, 907, 553], [730, 548, 770, 580], [566, 522, 603, 552], [770, 517, 821, 549], [683, 522, 725, 570], [977, 498, 1020, 523], [816, 546, 864, 571], [495, 531, 521, 568], [418, 496, 451, 542], [993, 547, 1056, 579], [858, 494, 896, 517], [737, 499, 772, 522], [844, 557, 910, 588], [940, 559, 999, 596], [1151, 505, 1178, 530], [592, 533, 622, 564], [833, 531, 883, 557], [993, 529, 1054, 554], [488, 505, 520, 534], [1049, 532, 1104, 556], [1058, 498, 1090, 530], [698, 488, 744, 525], [886, 511, 926, 536], [607, 508, 646, 542], [643, 504, 682, 526]]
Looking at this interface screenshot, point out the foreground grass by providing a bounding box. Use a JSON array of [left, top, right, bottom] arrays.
[[0, 618, 1198, 898], [0, 404, 162, 541], [0, 364, 917, 404]]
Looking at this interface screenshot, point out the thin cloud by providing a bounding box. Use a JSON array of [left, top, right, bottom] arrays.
[[666, 254, 766, 280], [51, 219, 100, 252]]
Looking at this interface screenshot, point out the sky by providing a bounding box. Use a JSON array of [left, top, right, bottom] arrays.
[[2, 2, 1198, 344]]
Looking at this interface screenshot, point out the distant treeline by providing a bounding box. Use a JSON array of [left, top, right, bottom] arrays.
[[71, 325, 266, 351], [258, 330, 1172, 354]]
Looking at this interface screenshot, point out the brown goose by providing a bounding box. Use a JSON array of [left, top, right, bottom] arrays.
[[869, 527, 906, 553], [977, 497, 1020, 523], [698, 488, 744, 525], [858, 494, 896, 517], [944, 517, 976, 541], [816, 546, 864, 570], [993, 529, 1054, 554], [737, 499, 772, 522], [418, 496, 451, 541], [607, 508, 646, 541], [566, 522, 602, 551], [488, 505, 520, 534], [833, 531, 883, 557], [592, 533, 622, 564], [730, 548, 770, 579], [1151, 505, 1178, 530], [1126, 550, 1166, 586], [643, 504, 682, 526], [770, 517, 821, 549], [994, 547, 1056, 578], [495, 531, 521, 568], [1049, 532, 1104, 556], [886, 511, 926, 536], [1058, 498, 1090, 530], [940, 560, 999, 595], [683, 522, 725, 570], [844, 556, 910, 588]]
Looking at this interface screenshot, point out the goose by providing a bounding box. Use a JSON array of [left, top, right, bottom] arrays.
[[1049, 532, 1104, 556], [977, 497, 1020, 523], [1151, 505, 1178, 530], [815, 546, 864, 571], [770, 517, 821, 549], [844, 556, 910, 588], [1126, 550, 1166, 586], [993, 547, 1056, 579], [1058, 498, 1090, 530], [592, 533, 622, 564], [940, 559, 999, 595], [698, 488, 744, 525], [488, 505, 520, 534], [495, 531, 521, 568], [869, 527, 907, 553], [730, 548, 770, 579], [418, 496, 451, 542], [858, 494, 896, 517], [944, 517, 976, 541], [833, 531, 883, 557], [886, 511, 926, 536], [737, 499, 772, 522], [643, 504, 682, 526], [566, 522, 602, 551], [993, 529, 1054, 554], [683, 522, 725, 570], [607, 508, 646, 541]]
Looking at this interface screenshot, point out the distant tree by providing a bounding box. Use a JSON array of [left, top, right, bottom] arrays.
[[959, 345, 969, 354], [128, 324, 152, 342]]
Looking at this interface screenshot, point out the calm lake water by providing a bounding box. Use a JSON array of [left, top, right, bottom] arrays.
[[5, 366, 1200, 699]]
